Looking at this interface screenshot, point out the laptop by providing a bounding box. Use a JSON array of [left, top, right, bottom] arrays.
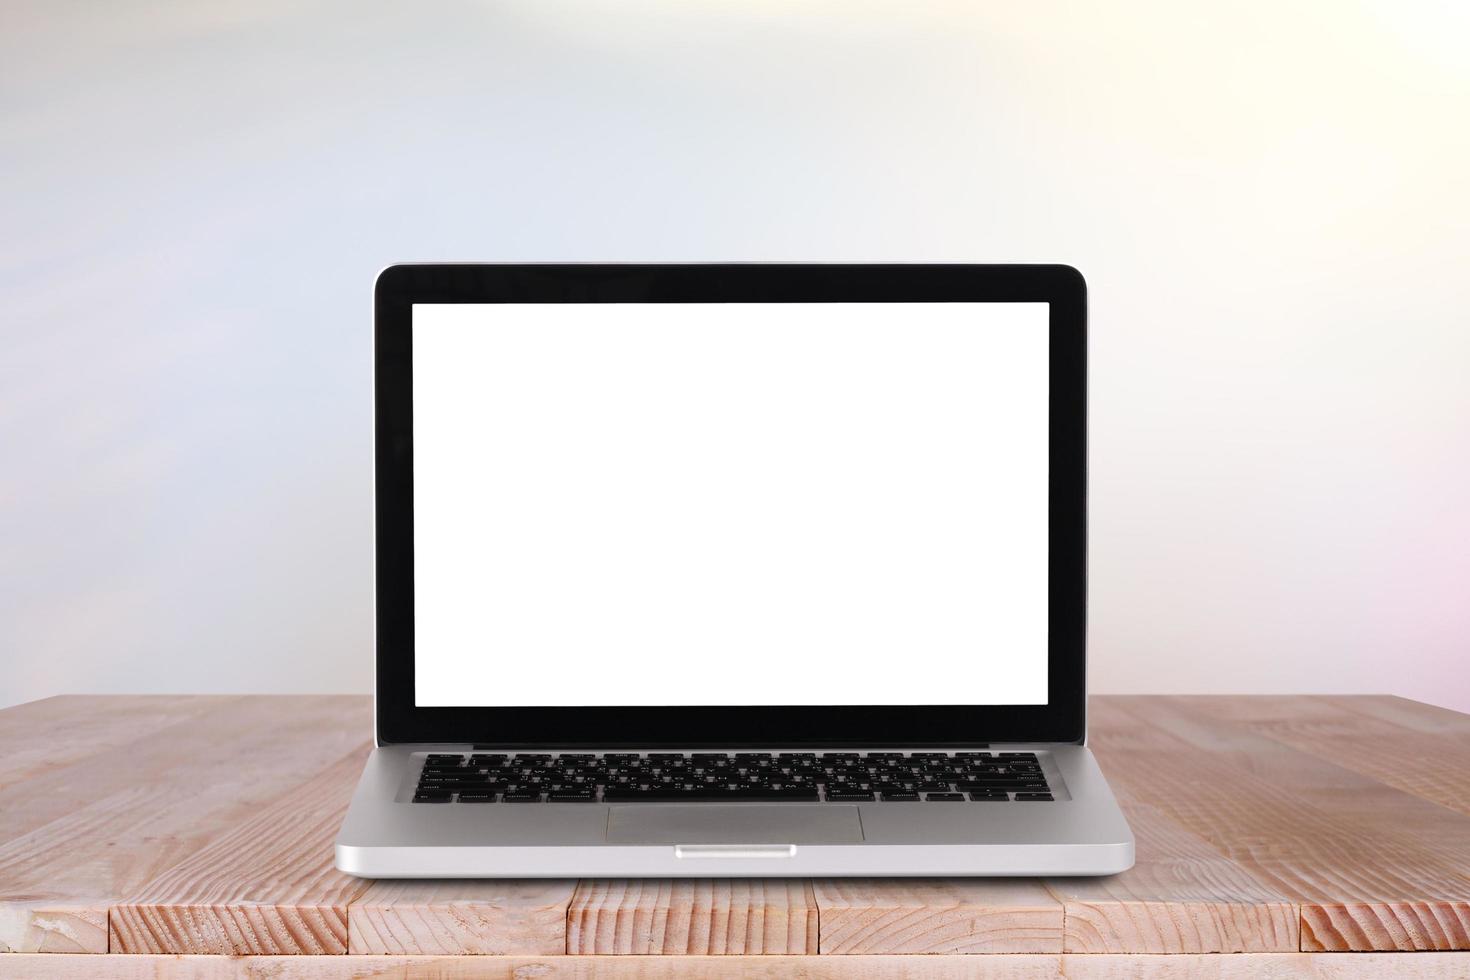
[[335, 263, 1134, 877]]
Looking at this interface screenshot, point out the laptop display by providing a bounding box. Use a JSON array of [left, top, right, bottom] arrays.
[[411, 302, 1049, 709]]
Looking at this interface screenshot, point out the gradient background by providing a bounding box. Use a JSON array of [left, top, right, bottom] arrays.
[[4, 1, 1468, 711]]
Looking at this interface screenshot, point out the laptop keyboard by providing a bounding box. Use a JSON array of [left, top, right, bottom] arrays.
[[412, 751, 1053, 803]]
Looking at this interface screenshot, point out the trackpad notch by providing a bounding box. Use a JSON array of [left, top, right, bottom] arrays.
[[606, 804, 864, 844]]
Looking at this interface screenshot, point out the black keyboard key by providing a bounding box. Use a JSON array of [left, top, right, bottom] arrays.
[[728, 787, 821, 800], [413, 791, 451, 803], [925, 792, 965, 801], [457, 792, 495, 802], [549, 792, 596, 801], [968, 791, 1009, 801], [1015, 793, 1054, 801], [603, 787, 818, 802], [599, 788, 686, 801], [420, 776, 471, 786], [826, 790, 875, 801], [881, 791, 920, 801], [502, 791, 541, 801], [600, 790, 672, 801]]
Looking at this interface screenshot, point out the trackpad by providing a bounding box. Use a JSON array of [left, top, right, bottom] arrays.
[[606, 805, 864, 844]]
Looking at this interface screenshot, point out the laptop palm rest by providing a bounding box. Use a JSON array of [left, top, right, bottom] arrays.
[[605, 805, 864, 844]]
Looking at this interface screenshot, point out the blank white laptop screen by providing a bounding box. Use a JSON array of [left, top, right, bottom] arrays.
[[412, 303, 1049, 707]]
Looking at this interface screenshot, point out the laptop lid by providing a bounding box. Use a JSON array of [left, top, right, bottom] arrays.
[[375, 264, 1085, 747]]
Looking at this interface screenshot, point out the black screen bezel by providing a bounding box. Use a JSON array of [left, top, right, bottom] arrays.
[[375, 263, 1086, 747]]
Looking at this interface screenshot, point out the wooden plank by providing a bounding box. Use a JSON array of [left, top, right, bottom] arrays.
[[0, 902, 106, 955], [1145, 696, 1470, 951], [1180, 695, 1470, 819], [566, 880, 818, 954], [1050, 800, 1298, 952], [6, 954, 1470, 980], [0, 694, 229, 792], [812, 878, 1062, 953], [1060, 952, 1470, 980], [0, 695, 371, 953], [1090, 696, 1470, 951], [110, 750, 372, 954], [347, 879, 576, 954], [1326, 695, 1470, 736]]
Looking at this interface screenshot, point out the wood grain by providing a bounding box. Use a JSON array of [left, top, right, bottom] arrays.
[[6, 954, 1470, 979], [813, 878, 1062, 953], [566, 880, 818, 954], [347, 879, 576, 954], [1050, 800, 1298, 952], [0, 953, 1038, 980], [1180, 695, 1470, 819], [1090, 696, 1470, 951], [110, 750, 372, 954], [0, 695, 227, 792], [0, 695, 370, 953], [1327, 695, 1470, 736], [3, 694, 1470, 960]]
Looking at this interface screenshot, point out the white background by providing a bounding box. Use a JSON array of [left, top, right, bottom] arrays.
[[413, 304, 1049, 706], [4, 2, 1468, 711]]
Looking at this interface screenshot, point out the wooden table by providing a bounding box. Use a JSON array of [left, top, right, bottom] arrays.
[[2, 695, 1469, 977]]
